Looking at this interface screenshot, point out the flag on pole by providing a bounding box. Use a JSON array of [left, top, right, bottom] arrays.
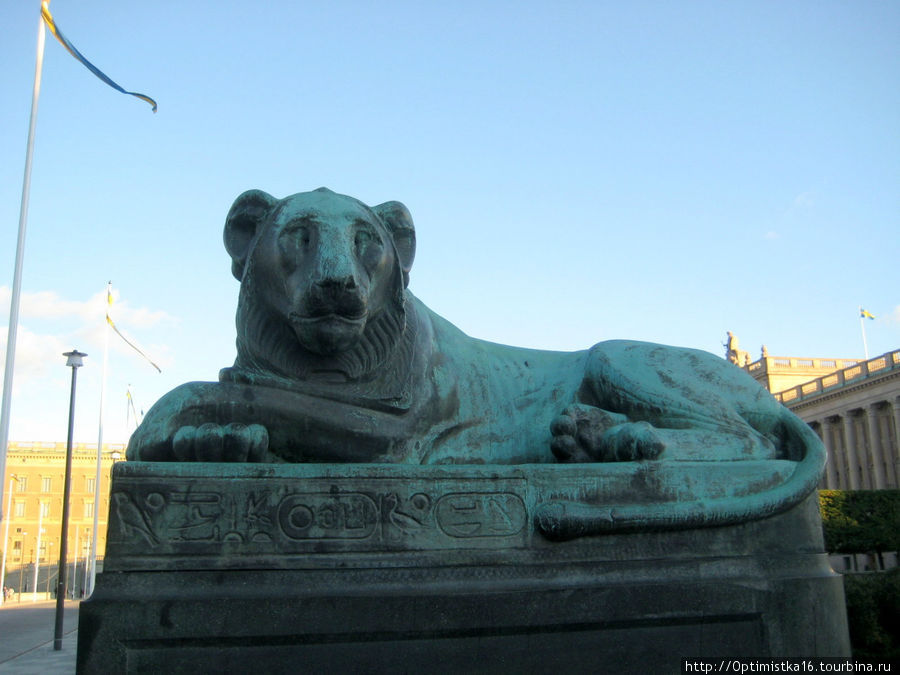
[[126, 385, 142, 429], [106, 288, 162, 373], [40, 0, 157, 112], [860, 308, 875, 320]]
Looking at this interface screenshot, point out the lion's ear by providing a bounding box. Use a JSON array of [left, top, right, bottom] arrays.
[[224, 190, 277, 280], [372, 201, 416, 287]]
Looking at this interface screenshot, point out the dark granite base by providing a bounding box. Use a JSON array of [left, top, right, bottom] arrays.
[[77, 462, 850, 674]]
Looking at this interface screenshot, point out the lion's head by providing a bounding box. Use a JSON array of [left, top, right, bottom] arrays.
[[223, 188, 416, 383]]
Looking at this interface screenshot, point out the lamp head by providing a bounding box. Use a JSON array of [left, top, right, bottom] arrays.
[[63, 350, 87, 368]]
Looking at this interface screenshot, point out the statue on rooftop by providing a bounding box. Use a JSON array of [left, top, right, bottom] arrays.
[[724, 331, 751, 367]]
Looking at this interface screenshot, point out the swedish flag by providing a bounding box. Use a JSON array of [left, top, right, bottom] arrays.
[[41, 1, 157, 112], [106, 286, 162, 373], [860, 308, 875, 320]]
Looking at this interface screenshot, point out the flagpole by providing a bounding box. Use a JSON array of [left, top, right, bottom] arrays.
[[32, 505, 43, 602], [88, 283, 112, 597], [859, 306, 869, 360], [0, 477, 14, 605], [0, 1, 47, 532]]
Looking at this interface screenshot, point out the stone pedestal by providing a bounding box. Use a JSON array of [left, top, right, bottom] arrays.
[[77, 461, 850, 674]]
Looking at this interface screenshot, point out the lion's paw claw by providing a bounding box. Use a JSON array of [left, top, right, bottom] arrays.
[[550, 404, 665, 463], [172, 423, 269, 462]]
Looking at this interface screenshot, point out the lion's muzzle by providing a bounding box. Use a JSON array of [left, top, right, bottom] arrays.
[[289, 309, 368, 356]]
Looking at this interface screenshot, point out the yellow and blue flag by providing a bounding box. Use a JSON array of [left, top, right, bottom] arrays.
[[860, 308, 875, 320], [41, 1, 157, 112], [106, 286, 162, 373]]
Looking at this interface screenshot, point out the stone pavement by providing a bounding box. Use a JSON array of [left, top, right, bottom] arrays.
[[0, 600, 78, 674]]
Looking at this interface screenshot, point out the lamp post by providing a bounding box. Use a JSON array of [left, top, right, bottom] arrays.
[[82, 528, 91, 596], [18, 535, 27, 598], [54, 349, 85, 651], [32, 510, 42, 601], [0, 475, 17, 605], [46, 541, 53, 594]]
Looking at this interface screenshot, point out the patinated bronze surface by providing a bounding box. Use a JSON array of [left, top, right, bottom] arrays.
[[126, 188, 825, 536], [81, 189, 847, 671]]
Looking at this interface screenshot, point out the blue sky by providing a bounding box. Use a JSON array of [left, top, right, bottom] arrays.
[[1, 1, 898, 444]]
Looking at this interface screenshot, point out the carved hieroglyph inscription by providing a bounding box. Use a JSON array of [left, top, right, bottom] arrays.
[[107, 475, 528, 559]]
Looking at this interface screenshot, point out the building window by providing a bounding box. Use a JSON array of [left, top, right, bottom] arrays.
[[84, 502, 94, 518], [14, 501, 25, 518], [41, 477, 51, 492], [39, 541, 47, 561], [15, 477, 26, 492], [85, 477, 96, 494], [40, 502, 50, 518]]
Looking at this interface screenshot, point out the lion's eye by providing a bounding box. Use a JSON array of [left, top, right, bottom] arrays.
[[355, 229, 383, 258], [354, 231, 372, 250], [291, 226, 311, 248], [279, 225, 313, 261]]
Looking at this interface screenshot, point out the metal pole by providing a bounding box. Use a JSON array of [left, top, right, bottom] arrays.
[[0, 0, 47, 533], [859, 307, 869, 360], [55, 350, 84, 650], [72, 527, 78, 599], [32, 506, 42, 602], [88, 283, 111, 596], [82, 529, 90, 595], [0, 477, 14, 605]]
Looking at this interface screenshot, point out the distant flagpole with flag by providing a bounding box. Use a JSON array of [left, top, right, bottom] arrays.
[[125, 385, 142, 431], [0, 0, 157, 549], [88, 283, 161, 596], [859, 307, 875, 359], [106, 291, 162, 374]]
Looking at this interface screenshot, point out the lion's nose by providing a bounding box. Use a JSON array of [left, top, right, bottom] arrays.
[[316, 276, 357, 292]]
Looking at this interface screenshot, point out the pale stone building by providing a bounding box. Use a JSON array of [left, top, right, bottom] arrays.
[[734, 343, 900, 572], [731, 337, 899, 491], [1, 441, 124, 599], [746, 354, 862, 398], [756, 350, 900, 491]]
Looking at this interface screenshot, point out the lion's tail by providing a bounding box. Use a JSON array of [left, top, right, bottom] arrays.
[[535, 411, 825, 541]]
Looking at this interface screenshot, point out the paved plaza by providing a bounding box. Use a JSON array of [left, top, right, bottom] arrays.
[[0, 600, 78, 673]]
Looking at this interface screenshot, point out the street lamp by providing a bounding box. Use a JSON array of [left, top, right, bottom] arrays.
[[54, 349, 85, 651], [18, 532, 27, 599], [0, 473, 19, 605]]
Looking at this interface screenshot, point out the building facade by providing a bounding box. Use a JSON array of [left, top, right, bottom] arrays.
[[746, 354, 862, 397], [733, 338, 900, 491], [772, 350, 900, 491], [1, 441, 124, 599], [735, 345, 900, 572]]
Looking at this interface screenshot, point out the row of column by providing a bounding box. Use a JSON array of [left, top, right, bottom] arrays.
[[816, 397, 900, 490]]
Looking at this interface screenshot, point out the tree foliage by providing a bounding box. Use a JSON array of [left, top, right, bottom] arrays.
[[843, 569, 900, 660], [819, 490, 900, 554]]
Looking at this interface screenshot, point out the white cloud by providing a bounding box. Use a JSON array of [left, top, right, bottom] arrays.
[[791, 191, 815, 210], [764, 230, 780, 240], [0, 325, 70, 385], [0, 286, 176, 381], [0, 286, 173, 326], [778, 190, 817, 222]]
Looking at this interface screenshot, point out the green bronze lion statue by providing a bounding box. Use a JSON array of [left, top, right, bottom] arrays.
[[127, 187, 824, 538]]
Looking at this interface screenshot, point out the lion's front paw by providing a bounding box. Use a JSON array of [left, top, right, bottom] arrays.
[[601, 421, 666, 461], [550, 403, 665, 463], [172, 423, 269, 462], [550, 403, 627, 462]]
